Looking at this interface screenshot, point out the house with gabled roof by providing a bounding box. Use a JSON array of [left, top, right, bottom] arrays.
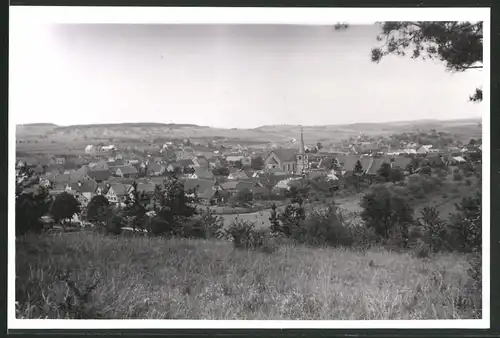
[[87, 169, 112, 183], [115, 165, 139, 178], [416, 145, 433, 154], [89, 160, 109, 171], [227, 169, 250, 180], [147, 162, 166, 176], [95, 182, 110, 196], [192, 155, 209, 168], [106, 183, 132, 205], [391, 156, 412, 170], [179, 158, 195, 169], [136, 182, 156, 195], [188, 167, 215, 181], [264, 148, 298, 173], [183, 178, 222, 204]]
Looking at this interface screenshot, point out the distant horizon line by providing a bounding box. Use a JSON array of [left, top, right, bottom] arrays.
[[17, 116, 482, 129]]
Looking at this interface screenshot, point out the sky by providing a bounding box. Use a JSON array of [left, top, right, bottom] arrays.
[[10, 23, 483, 129]]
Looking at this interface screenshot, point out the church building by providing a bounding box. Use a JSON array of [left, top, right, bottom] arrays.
[[264, 127, 309, 174]]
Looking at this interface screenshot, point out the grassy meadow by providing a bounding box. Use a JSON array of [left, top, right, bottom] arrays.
[[16, 231, 480, 320]]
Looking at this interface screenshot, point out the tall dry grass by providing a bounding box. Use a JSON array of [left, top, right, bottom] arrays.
[[16, 232, 480, 319]]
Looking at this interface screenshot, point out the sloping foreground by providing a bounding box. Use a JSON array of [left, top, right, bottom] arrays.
[[15, 232, 477, 319]]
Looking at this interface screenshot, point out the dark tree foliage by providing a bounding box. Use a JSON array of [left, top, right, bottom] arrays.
[[378, 162, 392, 182], [390, 168, 405, 184], [371, 21, 483, 102], [212, 166, 230, 177], [106, 214, 124, 235], [420, 166, 432, 176], [50, 192, 81, 224], [149, 176, 199, 236], [354, 160, 364, 175], [236, 188, 253, 203], [338, 21, 483, 102], [251, 156, 265, 171], [417, 206, 450, 252], [124, 181, 149, 231], [269, 203, 281, 236], [448, 190, 481, 253], [16, 186, 52, 236], [360, 186, 414, 241], [86, 195, 110, 226]]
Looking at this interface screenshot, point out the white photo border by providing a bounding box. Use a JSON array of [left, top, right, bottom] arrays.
[[8, 5, 491, 330]]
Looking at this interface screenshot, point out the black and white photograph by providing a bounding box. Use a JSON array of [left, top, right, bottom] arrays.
[[9, 7, 489, 329]]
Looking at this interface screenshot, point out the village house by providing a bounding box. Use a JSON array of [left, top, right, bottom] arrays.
[[89, 160, 109, 171], [179, 158, 195, 170], [188, 167, 215, 180], [184, 179, 222, 204], [95, 182, 110, 196], [166, 162, 182, 173], [115, 165, 139, 178], [84, 145, 96, 154], [227, 169, 250, 180], [192, 156, 210, 168], [87, 169, 112, 183], [101, 145, 117, 152], [264, 149, 298, 173], [220, 181, 254, 197], [416, 145, 433, 154], [55, 157, 66, 165], [106, 183, 132, 205], [147, 162, 166, 176], [448, 156, 467, 165]]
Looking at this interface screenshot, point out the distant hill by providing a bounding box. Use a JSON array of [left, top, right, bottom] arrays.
[[15, 118, 482, 148], [54, 122, 205, 130], [20, 123, 58, 127]]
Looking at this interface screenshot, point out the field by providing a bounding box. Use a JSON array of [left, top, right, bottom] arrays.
[[16, 232, 479, 320]]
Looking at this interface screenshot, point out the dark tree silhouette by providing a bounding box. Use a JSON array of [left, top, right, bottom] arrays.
[[361, 186, 414, 242], [378, 162, 392, 182], [354, 160, 364, 175], [251, 156, 265, 170], [86, 195, 111, 226], [124, 181, 150, 231], [338, 21, 483, 102], [50, 192, 81, 225]]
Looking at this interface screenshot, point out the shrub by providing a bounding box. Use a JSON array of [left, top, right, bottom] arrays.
[[407, 175, 442, 197], [414, 239, 431, 259], [196, 207, 225, 239], [417, 206, 451, 253], [277, 202, 307, 238], [144, 216, 174, 236], [437, 168, 448, 179], [465, 179, 472, 186], [296, 204, 354, 247], [448, 190, 481, 253], [420, 166, 432, 176], [50, 192, 81, 225], [225, 219, 264, 250], [105, 214, 124, 235], [360, 185, 414, 244], [453, 172, 464, 181], [16, 187, 52, 236]]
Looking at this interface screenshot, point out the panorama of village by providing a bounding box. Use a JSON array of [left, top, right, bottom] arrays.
[[16, 130, 482, 222], [13, 19, 484, 323]]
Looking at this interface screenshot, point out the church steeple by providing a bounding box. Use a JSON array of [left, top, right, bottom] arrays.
[[296, 126, 309, 174], [299, 126, 306, 154]]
